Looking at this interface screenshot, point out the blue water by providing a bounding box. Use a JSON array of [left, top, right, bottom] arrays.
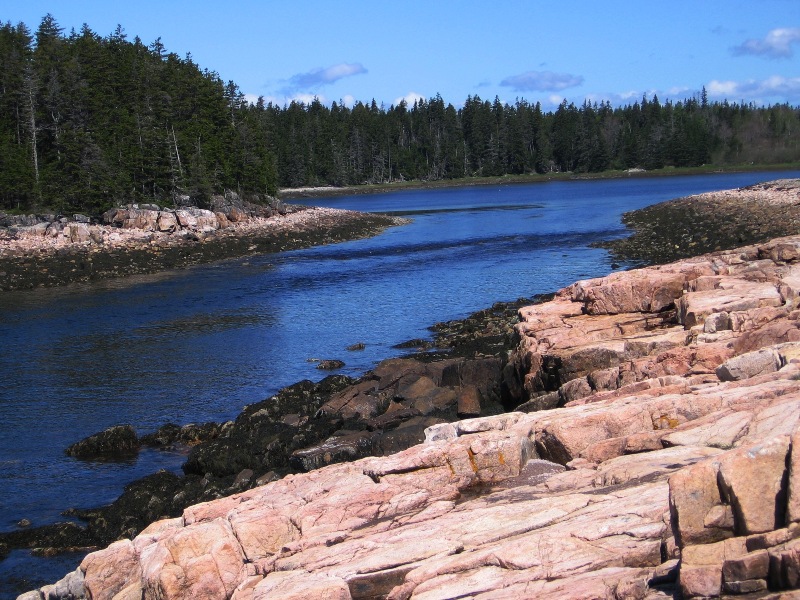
[[1, 171, 798, 596]]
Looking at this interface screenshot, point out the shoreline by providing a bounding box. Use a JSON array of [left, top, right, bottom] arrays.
[[597, 178, 800, 265], [0, 207, 404, 292], [2, 167, 797, 292]]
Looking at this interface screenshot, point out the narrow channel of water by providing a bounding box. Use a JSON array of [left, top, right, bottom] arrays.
[[1, 170, 798, 596]]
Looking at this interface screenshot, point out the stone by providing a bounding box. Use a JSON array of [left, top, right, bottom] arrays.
[[679, 537, 748, 599], [250, 571, 350, 599], [568, 268, 687, 315], [316, 359, 345, 370], [768, 538, 800, 590], [42, 567, 85, 600], [787, 427, 800, 523], [139, 519, 245, 600], [717, 435, 791, 535], [716, 347, 782, 381], [703, 311, 730, 333], [746, 523, 800, 551], [82, 539, 143, 600], [669, 458, 732, 546], [722, 548, 769, 583], [68, 223, 91, 243], [121, 209, 159, 230], [724, 578, 768, 593], [456, 385, 481, 417], [661, 410, 751, 449], [157, 211, 178, 232]]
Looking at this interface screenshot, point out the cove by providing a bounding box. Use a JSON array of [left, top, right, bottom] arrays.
[[1, 170, 799, 596]]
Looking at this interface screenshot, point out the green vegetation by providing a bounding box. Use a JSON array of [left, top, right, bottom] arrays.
[[1, 15, 799, 215]]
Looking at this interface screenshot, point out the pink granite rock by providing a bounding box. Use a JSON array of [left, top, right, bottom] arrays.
[[81, 539, 143, 600], [717, 435, 792, 535]]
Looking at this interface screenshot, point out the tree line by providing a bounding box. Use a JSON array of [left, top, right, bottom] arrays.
[[1, 16, 799, 215]]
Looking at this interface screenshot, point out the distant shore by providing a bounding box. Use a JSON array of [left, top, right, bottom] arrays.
[[278, 163, 800, 199]]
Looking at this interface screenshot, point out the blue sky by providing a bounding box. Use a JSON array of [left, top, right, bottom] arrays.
[[4, 0, 799, 109]]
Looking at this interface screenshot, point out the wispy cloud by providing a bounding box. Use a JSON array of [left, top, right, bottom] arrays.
[[282, 63, 367, 94], [500, 70, 584, 92], [732, 27, 800, 59]]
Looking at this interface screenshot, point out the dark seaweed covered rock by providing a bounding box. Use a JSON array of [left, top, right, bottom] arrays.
[[64, 471, 203, 545], [65, 425, 140, 461], [140, 422, 223, 448], [316, 359, 345, 370], [595, 179, 800, 266], [182, 375, 356, 478]]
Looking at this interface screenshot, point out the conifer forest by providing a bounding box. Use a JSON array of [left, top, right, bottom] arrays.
[[1, 16, 799, 215]]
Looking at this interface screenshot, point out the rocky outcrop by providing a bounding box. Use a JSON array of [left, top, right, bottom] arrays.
[[504, 234, 800, 409], [26, 228, 800, 598]]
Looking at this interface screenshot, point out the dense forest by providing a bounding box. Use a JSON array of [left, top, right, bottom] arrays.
[[1, 16, 799, 215]]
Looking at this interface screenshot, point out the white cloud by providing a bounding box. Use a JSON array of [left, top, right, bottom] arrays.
[[706, 80, 739, 96], [291, 93, 325, 105], [394, 91, 425, 106], [706, 75, 800, 103], [340, 95, 356, 108], [500, 70, 584, 92], [732, 27, 800, 59], [283, 62, 367, 93], [243, 93, 260, 105], [620, 90, 642, 100], [666, 86, 692, 96]]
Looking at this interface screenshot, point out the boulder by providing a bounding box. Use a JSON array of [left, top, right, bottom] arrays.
[[65, 424, 140, 460], [122, 209, 159, 231], [717, 435, 791, 535], [68, 223, 91, 243], [669, 459, 733, 546], [456, 385, 481, 417], [716, 347, 782, 381], [316, 359, 345, 370], [82, 539, 142, 600], [157, 211, 178, 232]]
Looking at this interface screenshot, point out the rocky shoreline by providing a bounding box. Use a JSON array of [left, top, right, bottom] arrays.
[[11, 178, 800, 599], [0, 193, 404, 292], [19, 224, 800, 599], [597, 179, 800, 265], [0, 295, 538, 567]]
